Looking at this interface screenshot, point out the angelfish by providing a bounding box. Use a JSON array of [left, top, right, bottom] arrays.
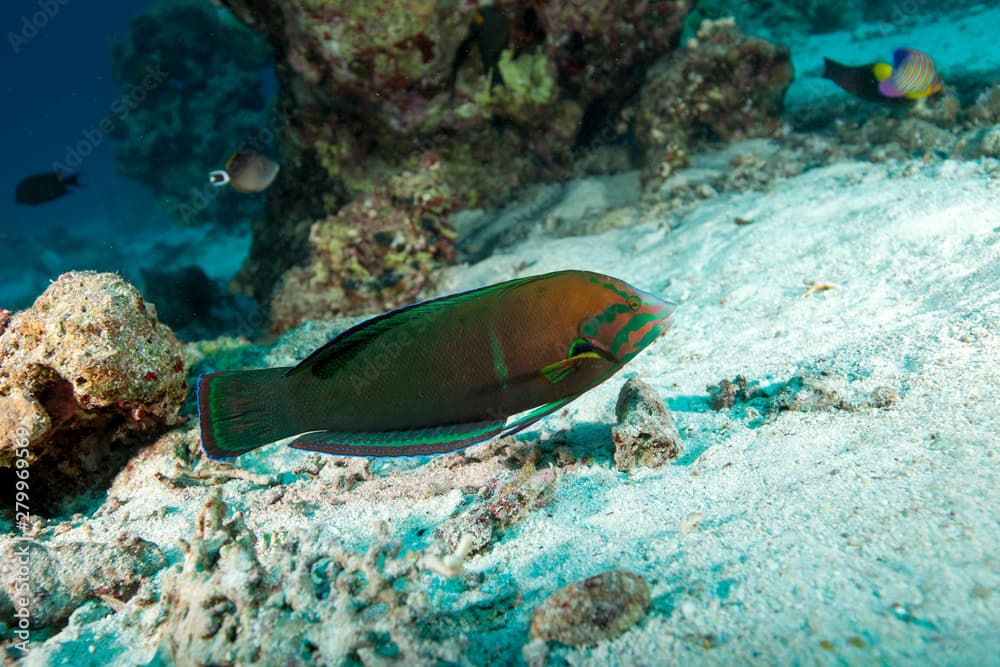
[[822, 47, 942, 105], [209, 150, 279, 192], [198, 270, 675, 459]]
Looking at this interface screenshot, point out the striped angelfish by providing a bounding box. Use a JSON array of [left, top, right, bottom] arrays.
[[875, 48, 942, 99]]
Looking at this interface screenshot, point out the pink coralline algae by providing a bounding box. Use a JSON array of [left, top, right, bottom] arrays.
[[637, 17, 793, 184]]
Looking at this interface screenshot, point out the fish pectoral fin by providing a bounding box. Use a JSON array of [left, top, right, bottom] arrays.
[[540, 352, 602, 383], [287, 419, 505, 457]]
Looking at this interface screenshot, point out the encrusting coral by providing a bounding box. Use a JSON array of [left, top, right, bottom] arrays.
[[0, 272, 186, 509], [268, 154, 458, 331], [636, 17, 793, 186], [215, 0, 694, 307]]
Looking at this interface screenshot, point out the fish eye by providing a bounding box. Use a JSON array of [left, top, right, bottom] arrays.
[[628, 296, 641, 310]]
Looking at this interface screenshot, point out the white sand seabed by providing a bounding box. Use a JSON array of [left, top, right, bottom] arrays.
[[439, 158, 1000, 663], [21, 158, 1000, 664]]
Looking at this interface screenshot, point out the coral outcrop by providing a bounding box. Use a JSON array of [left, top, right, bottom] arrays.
[[0, 535, 165, 631], [269, 155, 458, 331], [217, 0, 693, 305], [636, 17, 793, 185], [0, 272, 185, 509], [110, 0, 273, 227]]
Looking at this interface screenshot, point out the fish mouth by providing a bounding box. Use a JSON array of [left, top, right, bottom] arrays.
[[661, 299, 677, 328]]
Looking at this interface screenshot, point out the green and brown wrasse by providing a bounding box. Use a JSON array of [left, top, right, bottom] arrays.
[[198, 270, 675, 460]]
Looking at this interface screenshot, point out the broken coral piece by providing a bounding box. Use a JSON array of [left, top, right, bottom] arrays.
[[612, 377, 683, 471], [530, 569, 652, 646]]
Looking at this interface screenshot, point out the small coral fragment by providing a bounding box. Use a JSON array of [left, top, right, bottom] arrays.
[[612, 377, 683, 471], [529, 569, 651, 646]]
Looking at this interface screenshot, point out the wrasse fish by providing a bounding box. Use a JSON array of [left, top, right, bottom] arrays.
[[822, 48, 942, 105], [15, 171, 81, 205], [209, 150, 279, 193], [198, 270, 675, 460]]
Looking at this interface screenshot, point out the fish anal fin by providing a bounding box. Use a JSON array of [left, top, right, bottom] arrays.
[[501, 394, 580, 438], [287, 419, 505, 457]]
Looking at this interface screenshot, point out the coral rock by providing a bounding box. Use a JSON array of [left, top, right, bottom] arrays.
[[637, 17, 793, 186], [269, 157, 458, 331], [0, 272, 186, 473], [612, 378, 683, 471], [0, 534, 165, 630], [219, 0, 693, 302], [529, 569, 651, 646]]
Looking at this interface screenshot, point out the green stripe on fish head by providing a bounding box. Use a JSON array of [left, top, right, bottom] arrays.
[[579, 276, 675, 365]]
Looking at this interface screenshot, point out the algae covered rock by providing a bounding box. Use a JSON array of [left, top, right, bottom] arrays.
[[637, 17, 792, 184], [217, 0, 693, 304], [0, 272, 185, 496], [0, 535, 166, 631], [612, 377, 683, 471], [269, 156, 458, 331], [530, 569, 651, 646]]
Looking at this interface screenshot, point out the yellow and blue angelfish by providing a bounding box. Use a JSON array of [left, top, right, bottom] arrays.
[[874, 48, 942, 99], [822, 47, 942, 105]]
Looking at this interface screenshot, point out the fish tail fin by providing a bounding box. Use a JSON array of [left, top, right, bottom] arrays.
[[821, 57, 839, 80], [197, 368, 295, 460]]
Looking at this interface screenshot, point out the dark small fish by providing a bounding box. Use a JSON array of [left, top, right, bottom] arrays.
[[451, 6, 511, 92], [209, 151, 279, 193], [15, 172, 80, 206]]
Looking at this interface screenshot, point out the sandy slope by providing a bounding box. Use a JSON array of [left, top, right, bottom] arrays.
[[16, 156, 999, 665]]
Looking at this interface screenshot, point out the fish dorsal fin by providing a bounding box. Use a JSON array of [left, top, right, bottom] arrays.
[[283, 273, 549, 380]]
